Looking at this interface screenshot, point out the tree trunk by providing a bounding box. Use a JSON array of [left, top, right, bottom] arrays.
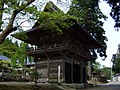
[[0, 0, 36, 44], [0, 28, 13, 44], [0, 32, 9, 44]]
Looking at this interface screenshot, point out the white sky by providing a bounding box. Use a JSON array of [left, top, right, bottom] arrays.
[[97, 0, 120, 67]]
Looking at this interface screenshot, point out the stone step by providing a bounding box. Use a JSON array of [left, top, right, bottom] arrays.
[[58, 84, 85, 90], [58, 86, 76, 90]]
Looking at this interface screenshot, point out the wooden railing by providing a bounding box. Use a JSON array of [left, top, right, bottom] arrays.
[[27, 42, 66, 53], [27, 41, 93, 59]]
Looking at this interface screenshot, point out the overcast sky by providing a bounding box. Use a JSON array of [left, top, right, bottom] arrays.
[[98, 0, 120, 67]]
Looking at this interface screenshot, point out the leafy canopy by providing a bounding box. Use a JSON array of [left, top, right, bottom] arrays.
[[0, 0, 39, 44], [68, 0, 107, 59], [0, 0, 77, 44], [92, 61, 111, 79], [11, 42, 33, 68], [0, 38, 19, 58], [37, 11, 77, 33]]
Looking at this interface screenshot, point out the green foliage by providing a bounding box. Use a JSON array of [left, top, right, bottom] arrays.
[[30, 70, 42, 80], [102, 67, 111, 79], [0, 60, 11, 71], [68, 0, 107, 58], [112, 54, 120, 74], [37, 11, 77, 34], [0, 38, 19, 58], [92, 61, 111, 79], [11, 1, 78, 40], [12, 32, 28, 41], [92, 61, 102, 73], [11, 42, 33, 68], [104, 0, 120, 29], [11, 42, 27, 67]]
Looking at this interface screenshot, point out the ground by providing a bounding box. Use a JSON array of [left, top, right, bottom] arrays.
[[0, 82, 62, 90], [0, 81, 120, 90]]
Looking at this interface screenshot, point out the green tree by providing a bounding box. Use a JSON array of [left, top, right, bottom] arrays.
[[0, 60, 11, 72], [104, 0, 120, 29], [111, 45, 120, 74], [0, 0, 36, 44], [0, 38, 19, 58], [112, 54, 120, 74], [11, 42, 33, 78], [0, 0, 72, 44], [102, 67, 111, 80], [92, 61, 102, 73], [92, 61, 111, 79], [68, 0, 107, 59], [11, 42, 28, 67]]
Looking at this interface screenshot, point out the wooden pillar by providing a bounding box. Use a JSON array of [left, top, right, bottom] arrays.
[[83, 66, 87, 83], [58, 65, 61, 83], [62, 51, 66, 82], [63, 58, 65, 82], [87, 61, 91, 80], [71, 58, 73, 83], [45, 53, 50, 82], [47, 57, 50, 82], [84, 61, 88, 83], [80, 65, 83, 83], [34, 57, 39, 85]]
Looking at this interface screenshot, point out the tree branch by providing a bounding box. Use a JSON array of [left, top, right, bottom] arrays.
[[0, 0, 35, 44], [8, 0, 36, 29], [0, 1, 4, 29]]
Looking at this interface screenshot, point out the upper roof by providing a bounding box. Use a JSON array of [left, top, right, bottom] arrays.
[[12, 1, 103, 49]]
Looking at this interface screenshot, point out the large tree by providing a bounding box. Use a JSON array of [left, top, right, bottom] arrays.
[[67, 0, 107, 59], [0, 0, 44, 44], [0, 0, 108, 59], [0, 0, 75, 44]]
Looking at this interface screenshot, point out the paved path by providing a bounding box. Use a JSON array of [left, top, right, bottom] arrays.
[[80, 85, 120, 90], [80, 81, 120, 90], [1, 81, 120, 90]]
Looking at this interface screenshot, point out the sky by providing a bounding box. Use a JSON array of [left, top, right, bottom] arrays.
[[97, 0, 120, 67]]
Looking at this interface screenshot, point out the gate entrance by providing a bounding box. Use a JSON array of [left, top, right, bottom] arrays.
[[65, 62, 72, 83], [73, 64, 81, 83]]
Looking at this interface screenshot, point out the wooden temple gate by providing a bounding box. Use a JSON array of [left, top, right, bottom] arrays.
[[26, 36, 99, 83], [13, 1, 102, 84]]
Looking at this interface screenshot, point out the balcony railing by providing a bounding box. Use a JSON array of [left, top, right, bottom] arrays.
[[27, 42, 93, 59], [27, 42, 66, 54]]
